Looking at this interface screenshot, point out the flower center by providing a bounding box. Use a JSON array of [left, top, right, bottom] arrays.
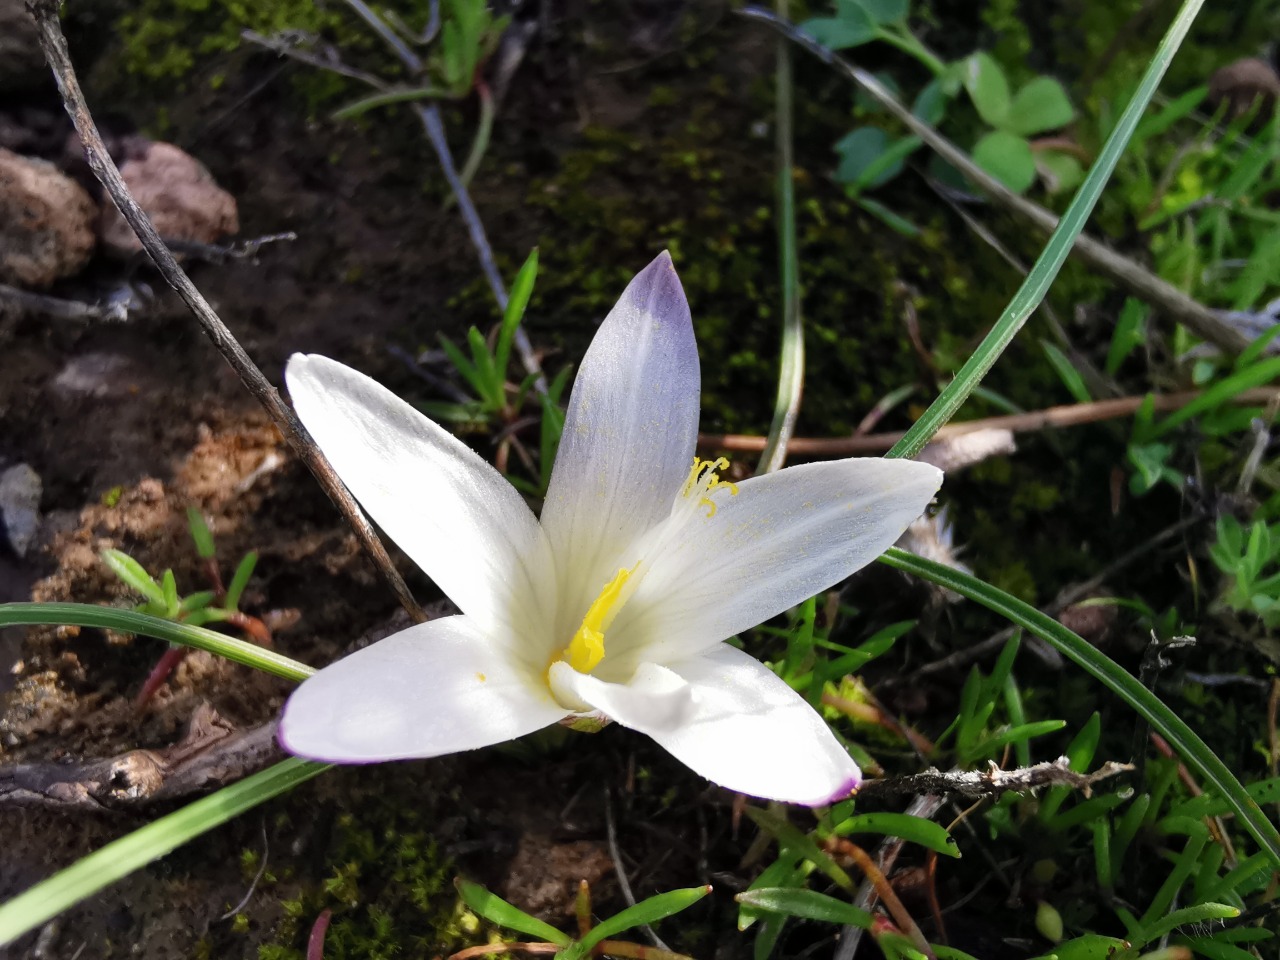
[[681, 457, 739, 517], [559, 563, 637, 673]]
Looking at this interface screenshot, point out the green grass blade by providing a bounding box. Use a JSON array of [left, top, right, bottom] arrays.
[[0, 758, 328, 946], [454, 879, 571, 946], [735, 888, 873, 929], [1152, 355, 1280, 436], [497, 249, 539, 384], [831, 812, 960, 858], [877, 548, 1280, 868], [100, 549, 165, 605], [886, 0, 1206, 460], [758, 0, 804, 475], [573, 885, 711, 955], [0, 602, 313, 682]]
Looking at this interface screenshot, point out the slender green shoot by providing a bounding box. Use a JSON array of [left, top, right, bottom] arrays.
[[0, 602, 313, 682], [0, 758, 329, 946]]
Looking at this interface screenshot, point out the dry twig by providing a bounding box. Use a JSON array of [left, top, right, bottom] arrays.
[[28, 0, 425, 623], [700, 388, 1280, 457], [0, 704, 281, 811], [855, 758, 1134, 801]]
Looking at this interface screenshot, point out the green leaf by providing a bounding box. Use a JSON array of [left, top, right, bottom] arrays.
[[100, 549, 166, 606], [801, 12, 877, 50], [160, 569, 179, 613], [1041, 341, 1092, 403], [332, 86, 450, 121], [466, 326, 501, 408], [1135, 902, 1238, 948], [186, 507, 216, 559], [972, 130, 1036, 193], [832, 813, 960, 857], [912, 77, 948, 126], [496, 248, 538, 385], [438, 334, 484, 396], [177, 591, 217, 615], [570, 886, 711, 956], [0, 602, 312, 682], [855, 196, 921, 236], [735, 887, 873, 928], [1106, 298, 1147, 375], [845, 0, 908, 25], [1153, 355, 1280, 436], [224, 552, 257, 612], [1035, 150, 1084, 194], [963, 52, 1011, 126], [0, 758, 327, 946], [745, 807, 855, 891], [887, 0, 1208, 460], [1005, 76, 1074, 136], [877, 548, 1280, 869], [454, 879, 571, 945]]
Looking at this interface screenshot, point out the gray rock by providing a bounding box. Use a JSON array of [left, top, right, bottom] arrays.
[[0, 463, 41, 558]]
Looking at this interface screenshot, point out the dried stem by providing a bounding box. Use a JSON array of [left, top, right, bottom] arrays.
[[29, 0, 425, 623], [737, 5, 1251, 355], [699, 387, 1280, 457], [825, 836, 935, 960], [855, 758, 1134, 801]]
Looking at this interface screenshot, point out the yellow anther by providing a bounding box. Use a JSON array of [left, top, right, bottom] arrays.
[[682, 457, 738, 514], [561, 565, 636, 673]]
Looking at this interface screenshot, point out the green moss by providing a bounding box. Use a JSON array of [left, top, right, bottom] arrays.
[[256, 798, 485, 960]]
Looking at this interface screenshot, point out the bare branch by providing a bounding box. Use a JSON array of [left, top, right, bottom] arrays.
[[699, 387, 1280, 457], [29, 0, 425, 624], [0, 704, 281, 812], [856, 758, 1134, 801]]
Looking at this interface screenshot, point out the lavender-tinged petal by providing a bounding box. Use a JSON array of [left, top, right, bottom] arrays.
[[540, 252, 701, 638]]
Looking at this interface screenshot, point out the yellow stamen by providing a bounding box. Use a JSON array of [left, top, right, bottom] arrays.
[[561, 565, 636, 673], [683, 457, 739, 516]]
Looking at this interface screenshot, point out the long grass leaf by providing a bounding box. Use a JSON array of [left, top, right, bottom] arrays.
[[0, 602, 313, 682], [0, 758, 328, 945], [877, 548, 1280, 868]]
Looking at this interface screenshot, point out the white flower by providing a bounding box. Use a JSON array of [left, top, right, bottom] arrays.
[[279, 252, 942, 805]]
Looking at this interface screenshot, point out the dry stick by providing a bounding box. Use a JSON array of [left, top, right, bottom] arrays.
[[29, 1, 426, 624], [825, 837, 935, 960], [737, 6, 1251, 355], [0, 283, 128, 322], [699, 387, 1280, 457]]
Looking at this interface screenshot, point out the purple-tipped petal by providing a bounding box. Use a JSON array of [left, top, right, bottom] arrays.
[[540, 252, 701, 637], [279, 616, 569, 763], [550, 645, 861, 806]]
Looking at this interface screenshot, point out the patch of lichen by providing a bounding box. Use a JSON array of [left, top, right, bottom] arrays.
[[250, 780, 490, 960]]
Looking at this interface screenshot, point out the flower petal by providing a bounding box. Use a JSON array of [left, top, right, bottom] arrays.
[[539, 253, 701, 637], [280, 616, 569, 762], [607, 458, 943, 668], [551, 646, 860, 805], [286, 354, 555, 642]]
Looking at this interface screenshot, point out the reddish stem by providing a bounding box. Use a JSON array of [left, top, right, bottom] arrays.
[[307, 909, 332, 960]]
